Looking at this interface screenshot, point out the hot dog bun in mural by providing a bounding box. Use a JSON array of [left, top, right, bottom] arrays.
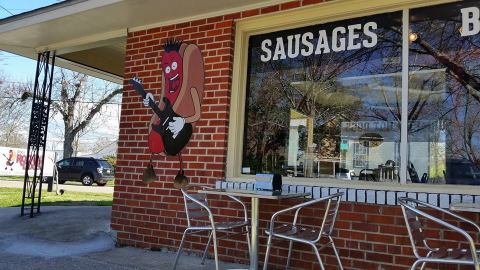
[[129, 40, 204, 156], [129, 40, 204, 186]]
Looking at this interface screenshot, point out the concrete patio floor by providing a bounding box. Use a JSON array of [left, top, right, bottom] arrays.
[[0, 206, 247, 270]]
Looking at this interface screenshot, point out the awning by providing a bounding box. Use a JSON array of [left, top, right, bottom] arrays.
[[0, 0, 289, 83]]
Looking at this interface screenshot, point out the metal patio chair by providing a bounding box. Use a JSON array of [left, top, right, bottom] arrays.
[[263, 192, 344, 270], [398, 197, 480, 270], [173, 185, 250, 270]]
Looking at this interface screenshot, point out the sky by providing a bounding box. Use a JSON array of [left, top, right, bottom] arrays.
[[0, 1, 61, 80], [0, 1, 122, 157]]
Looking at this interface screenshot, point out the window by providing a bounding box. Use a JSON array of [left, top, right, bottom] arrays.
[[98, 160, 112, 168], [242, 11, 403, 182], [232, 0, 480, 187], [74, 159, 84, 167], [86, 160, 96, 167], [353, 142, 369, 168], [58, 159, 72, 166], [408, 0, 480, 185]]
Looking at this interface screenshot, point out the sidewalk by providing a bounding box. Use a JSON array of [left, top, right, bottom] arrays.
[[0, 206, 247, 270], [0, 179, 113, 194]]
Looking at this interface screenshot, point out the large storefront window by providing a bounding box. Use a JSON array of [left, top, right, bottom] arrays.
[[240, 0, 480, 186], [408, 0, 480, 185], [242, 12, 403, 182]]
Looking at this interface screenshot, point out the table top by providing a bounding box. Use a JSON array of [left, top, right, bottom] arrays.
[[199, 188, 311, 200], [449, 202, 480, 213]]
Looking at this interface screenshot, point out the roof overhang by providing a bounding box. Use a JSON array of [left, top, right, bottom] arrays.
[[0, 0, 292, 83]]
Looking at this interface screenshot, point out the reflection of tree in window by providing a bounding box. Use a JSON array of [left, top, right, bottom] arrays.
[[298, 125, 307, 152], [408, 1, 480, 183], [243, 11, 403, 177]]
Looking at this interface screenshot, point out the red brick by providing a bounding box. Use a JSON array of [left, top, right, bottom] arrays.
[[260, 5, 280, 14], [302, 0, 324, 5], [280, 1, 301, 10], [113, 3, 452, 270]]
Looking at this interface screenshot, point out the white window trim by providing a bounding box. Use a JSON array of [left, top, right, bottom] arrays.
[[225, 0, 476, 193]]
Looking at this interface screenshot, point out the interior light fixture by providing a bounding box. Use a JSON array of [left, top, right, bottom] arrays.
[[408, 32, 418, 42]]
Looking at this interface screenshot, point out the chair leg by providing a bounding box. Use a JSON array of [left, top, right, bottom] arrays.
[[212, 229, 220, 270], [310, 243, 326, 270], [172, 229, 189, 270], [263, 234, 273, 270], [201, 231, 213, 265], [329, 236, 343, 270], [419, 262, 427, 270], [246, 226, 251, 255], [410, 260, 422, 270], [286, 240, 293, 269]]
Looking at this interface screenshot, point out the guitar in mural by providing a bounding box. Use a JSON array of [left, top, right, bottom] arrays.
[[129, 77, 193, 156], [131, 39, 204, 160]]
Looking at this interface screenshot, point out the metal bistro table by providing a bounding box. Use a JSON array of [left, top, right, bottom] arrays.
[[199, 188, 311, 270]]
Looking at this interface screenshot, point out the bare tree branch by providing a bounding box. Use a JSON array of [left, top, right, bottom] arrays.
[[71, 87, 122, 135]]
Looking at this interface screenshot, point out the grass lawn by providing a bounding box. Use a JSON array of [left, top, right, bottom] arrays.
[[0, 175, 115, 187], [0, 175, 24, 181], [0, 187, 113, 207]]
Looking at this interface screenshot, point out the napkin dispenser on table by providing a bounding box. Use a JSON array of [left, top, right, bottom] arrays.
[[255, 173, 282, 191]]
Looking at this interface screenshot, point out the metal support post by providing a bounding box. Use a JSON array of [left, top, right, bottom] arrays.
[[20, 51, 55, 217]]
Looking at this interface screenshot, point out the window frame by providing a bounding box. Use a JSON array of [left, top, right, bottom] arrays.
[[226, 0, 480, 195]]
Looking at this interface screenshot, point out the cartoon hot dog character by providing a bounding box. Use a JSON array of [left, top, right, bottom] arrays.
[[130, 40, 204, 156]]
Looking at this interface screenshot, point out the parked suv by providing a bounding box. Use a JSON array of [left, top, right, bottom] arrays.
[[56, 157, 114, 186], [445, 159, 480, 185]]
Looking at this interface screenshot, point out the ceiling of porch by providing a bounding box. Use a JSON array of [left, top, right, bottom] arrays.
[[0, 0, 291, 83]]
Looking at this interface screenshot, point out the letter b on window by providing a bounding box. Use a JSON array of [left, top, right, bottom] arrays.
[[461, 7, 480, 37]]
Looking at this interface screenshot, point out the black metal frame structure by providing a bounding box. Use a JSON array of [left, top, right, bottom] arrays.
[[21, 51, 55, 217]]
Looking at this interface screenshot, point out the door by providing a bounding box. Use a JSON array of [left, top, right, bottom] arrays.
[[70, 158, 85, 180], [56, 158, 73, 180]]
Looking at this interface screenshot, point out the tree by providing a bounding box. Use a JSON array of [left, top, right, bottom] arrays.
[[51, 69, 122, 158], [0, 79, 32, 147], [103, 154, 117, 169]]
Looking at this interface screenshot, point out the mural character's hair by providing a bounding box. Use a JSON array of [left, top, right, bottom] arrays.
[[163, 39, 183, 53]]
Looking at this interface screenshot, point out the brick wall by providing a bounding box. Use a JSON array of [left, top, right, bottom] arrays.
[[111, 0, 479, 269]]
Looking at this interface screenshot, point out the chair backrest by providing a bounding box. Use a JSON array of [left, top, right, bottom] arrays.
[[319, 193, 343, 237], [399, 197, 480, 268], [181, 185, 213, 227], [397, 197, 479, 260], [398, 197, 431, 258]]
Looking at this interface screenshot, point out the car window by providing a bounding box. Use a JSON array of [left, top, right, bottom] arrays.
[[74, 159, 84, 167], [58, 159, 71, 166], [97, 160, 112, 168], [86, 160, 96, 166]]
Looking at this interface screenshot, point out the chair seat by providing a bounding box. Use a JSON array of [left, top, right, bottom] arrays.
[[265, 224, 319, 242], [216, 220, 249, 230], [427, 248, 476, 262], [192, 220, 249, 231]]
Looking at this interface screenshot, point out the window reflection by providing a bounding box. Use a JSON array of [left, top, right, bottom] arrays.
[[243, 12, 403, 182], [409, 0, 480, 185]]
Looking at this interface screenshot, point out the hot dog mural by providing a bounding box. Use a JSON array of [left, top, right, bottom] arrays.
[[129, 39, 204, 186], [3, 149, 15, 171], [0, 147, 55, 177]]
